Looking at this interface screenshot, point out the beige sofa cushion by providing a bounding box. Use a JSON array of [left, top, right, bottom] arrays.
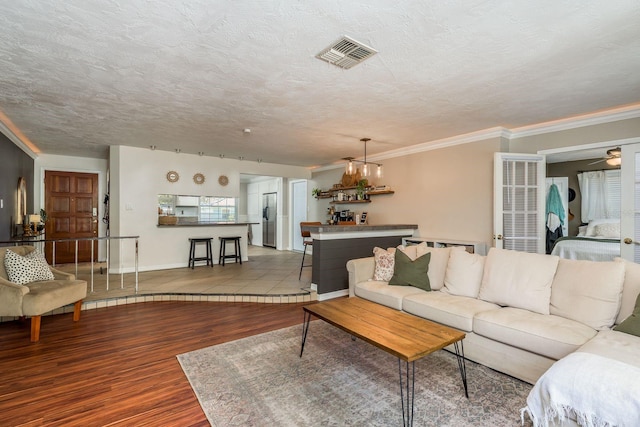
[[416, 246, 464, 291], [478, 248, 559, 315], [550, 258, 625, 330], [403, 291, 499, 332], [354, 281, 426, 311], [577, 329, 640, 368], [474, 307, 597, 360], [442, 249, 485, 298], [615, 257, 640, 324], [22, 279, 88, 316]]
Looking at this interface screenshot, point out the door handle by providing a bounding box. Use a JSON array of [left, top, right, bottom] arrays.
[[623, 238, 635, 245]]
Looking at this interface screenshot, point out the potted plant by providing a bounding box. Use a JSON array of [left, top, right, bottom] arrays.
[[356, 179, 368, 200], [312, 188, 321, 199], [38, 209, 47, 232]]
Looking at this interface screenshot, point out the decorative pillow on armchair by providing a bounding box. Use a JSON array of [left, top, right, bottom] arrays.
[[4, 248, 54, 285]]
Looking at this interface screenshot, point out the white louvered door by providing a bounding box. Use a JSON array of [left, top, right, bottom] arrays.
[[494, 153, 546, 253], [621, 143, 640, 262]]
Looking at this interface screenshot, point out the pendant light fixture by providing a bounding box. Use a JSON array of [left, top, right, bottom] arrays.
[[344, 138, 383, 179]]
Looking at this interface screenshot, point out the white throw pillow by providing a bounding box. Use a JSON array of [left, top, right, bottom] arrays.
[[592, 223, 620, 239], [550, 258, 625, 330], [372, 247, 395, 282], [415, 246, 464, 290], [397, 242, 427, 261], [442, 250, 485, 298], [586, 218, 619, 237], [478, 248, 559, 315], [4, 248, 55, 285]]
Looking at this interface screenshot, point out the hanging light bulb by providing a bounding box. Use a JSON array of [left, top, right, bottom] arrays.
[[343, 138, 384, 179], [345, 159, 355, 175]]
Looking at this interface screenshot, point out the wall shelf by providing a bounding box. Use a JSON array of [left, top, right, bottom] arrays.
[[315, 186, 395, 202], [330, 200, 372, 205]]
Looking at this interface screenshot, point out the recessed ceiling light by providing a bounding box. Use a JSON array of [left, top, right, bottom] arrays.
[[243, 128, 251, 134]]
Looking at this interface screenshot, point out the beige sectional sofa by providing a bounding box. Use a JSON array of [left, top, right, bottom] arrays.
[[346, 246, 640, 388]]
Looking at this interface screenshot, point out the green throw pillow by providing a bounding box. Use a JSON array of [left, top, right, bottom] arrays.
[[389, 250, 431, 291], [614, 293, 640, 337]]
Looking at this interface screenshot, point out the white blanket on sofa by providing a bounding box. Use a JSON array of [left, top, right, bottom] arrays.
[[522, 352, 640, 427]]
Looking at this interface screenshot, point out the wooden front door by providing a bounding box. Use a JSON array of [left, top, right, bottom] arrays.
[[44, 171, 99, 264]]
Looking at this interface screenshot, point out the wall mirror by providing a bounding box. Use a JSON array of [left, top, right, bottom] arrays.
[[17, 177, 27, 224]]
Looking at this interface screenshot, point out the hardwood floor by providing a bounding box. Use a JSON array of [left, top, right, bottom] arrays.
[[0, 300, 314, 426]]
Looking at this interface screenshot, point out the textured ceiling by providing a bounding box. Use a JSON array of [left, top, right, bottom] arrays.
[[0, 1, 639, 168]]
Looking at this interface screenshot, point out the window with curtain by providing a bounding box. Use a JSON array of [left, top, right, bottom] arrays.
[[577, 170, 621, 223]]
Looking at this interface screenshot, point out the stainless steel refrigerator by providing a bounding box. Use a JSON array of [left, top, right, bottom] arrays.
[[262, 192, 277, 248]]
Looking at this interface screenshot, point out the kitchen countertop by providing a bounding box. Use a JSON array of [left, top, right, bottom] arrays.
[[301, 224, 418, 233], [301, 224, 418, 241], [157, 222, 257, 227]]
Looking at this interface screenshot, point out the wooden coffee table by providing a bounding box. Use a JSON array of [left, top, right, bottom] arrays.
[[300, 297, 467, 427]]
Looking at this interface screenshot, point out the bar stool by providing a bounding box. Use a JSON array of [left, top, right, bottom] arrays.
[[219, 236, 242, 266], [299, 222, 322, 279], [188, 237, 214, 269]]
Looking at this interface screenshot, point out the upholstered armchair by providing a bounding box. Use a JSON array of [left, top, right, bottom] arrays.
[[0, 245, 87, 342]]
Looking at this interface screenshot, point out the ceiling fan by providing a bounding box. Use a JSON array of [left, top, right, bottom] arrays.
[[588, 147, 621, 166]]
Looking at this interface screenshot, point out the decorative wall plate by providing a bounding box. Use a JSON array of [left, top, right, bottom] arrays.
[[166, 171, 179, 183], [218, 175, 229, 186], [193, 173, 205, 185]]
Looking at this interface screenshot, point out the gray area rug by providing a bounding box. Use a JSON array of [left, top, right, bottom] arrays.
[[177, 321, 534, 426]]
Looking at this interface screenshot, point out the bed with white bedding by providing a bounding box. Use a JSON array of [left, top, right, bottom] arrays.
[[550, 219, 620, 262], [551, 236, 620, 261]]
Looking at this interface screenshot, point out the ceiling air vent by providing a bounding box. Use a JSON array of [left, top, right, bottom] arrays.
[[316, 36, 378, 69]]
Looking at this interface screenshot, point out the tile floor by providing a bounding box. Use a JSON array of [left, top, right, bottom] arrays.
[[54, 245, 316, 309]]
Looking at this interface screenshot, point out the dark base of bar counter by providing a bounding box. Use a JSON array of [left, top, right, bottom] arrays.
[[312, 235, 406, 295]]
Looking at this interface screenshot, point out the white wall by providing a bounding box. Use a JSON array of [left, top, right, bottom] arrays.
[[310, 138, 503, 249], [110, 146, 309, 269], [34, 154, 109, 260]]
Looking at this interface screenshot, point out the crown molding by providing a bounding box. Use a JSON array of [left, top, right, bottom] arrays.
[[0, 116, 39, 160], [510, 103, 640, 138], [370, 127, 511, 162], [310, 127, 511, 173], [312, 104, 640, 173]]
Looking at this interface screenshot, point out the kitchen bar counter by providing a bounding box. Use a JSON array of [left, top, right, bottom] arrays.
[[301, 224, 418, 300], [302, 224, 417, 239], [155, 222, 255, 266], [157, 221, 257, 227]]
